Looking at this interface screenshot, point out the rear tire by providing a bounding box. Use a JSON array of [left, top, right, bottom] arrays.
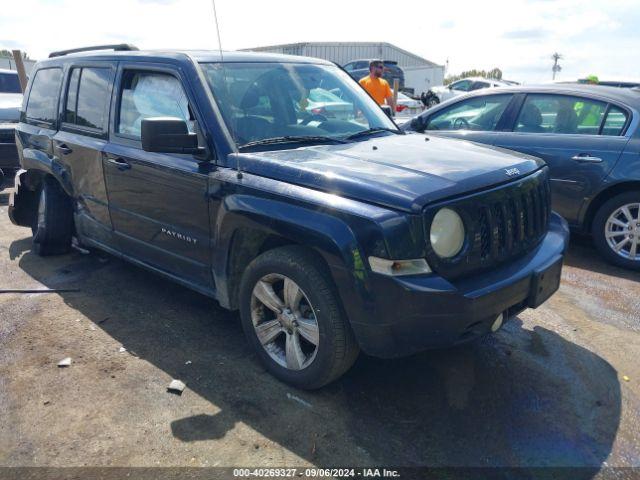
[[591, 191, 640, 270], [31, 177, 73, 256], [239, 246, 359, 389]]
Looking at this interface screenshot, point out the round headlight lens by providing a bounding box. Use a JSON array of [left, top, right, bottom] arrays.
[[430, 208, 465, 258]]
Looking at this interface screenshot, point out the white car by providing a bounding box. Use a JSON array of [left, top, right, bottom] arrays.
[[427, 77, 515, 105], [395, 92, 422, 116]]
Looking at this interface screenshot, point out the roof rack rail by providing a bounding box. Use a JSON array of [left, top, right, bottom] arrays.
[[48, 44, 139, 58]]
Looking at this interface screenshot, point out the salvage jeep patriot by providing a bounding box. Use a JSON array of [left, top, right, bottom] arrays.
[[9, 45, 569, 389]]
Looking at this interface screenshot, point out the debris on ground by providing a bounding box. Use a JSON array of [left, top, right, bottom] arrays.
[[119, 347, 126, 353], [167, 379, 186, 395], [185, 360, 192, 365], [623, 375, 630, 382], [57, 357, 72, 367], [286, 392, 312, 408]]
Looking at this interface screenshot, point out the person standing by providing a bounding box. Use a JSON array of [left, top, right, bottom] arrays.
[[359, 60, 395, 112]]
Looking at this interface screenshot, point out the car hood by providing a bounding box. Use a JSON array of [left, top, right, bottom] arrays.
[[0, 93, 22, 122], [229, 133, 544, 213]]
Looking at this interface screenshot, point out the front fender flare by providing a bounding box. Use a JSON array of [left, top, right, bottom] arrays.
[[212, 194, 370, 321]]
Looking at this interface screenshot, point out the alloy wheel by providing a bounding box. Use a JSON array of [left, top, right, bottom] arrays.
[[250, 273, 319, 370], [604, 202, 640, 261]]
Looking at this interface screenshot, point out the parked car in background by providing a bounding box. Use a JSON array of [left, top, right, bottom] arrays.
[[395, 91, 422, 115], [343, 59, 404, 90], [425, 77, 515, 107], [0, 69, 22, 183], [303, 87, 354, 120], [404, 84, 640, 269], [9, 45, 567, 388], [555, 77, 640, 89]]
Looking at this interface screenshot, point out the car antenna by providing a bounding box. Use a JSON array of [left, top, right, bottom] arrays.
[[211, 0, 242, 179]]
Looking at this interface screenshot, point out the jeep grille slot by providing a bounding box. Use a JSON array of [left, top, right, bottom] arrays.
[[424, 168, 550, 280]]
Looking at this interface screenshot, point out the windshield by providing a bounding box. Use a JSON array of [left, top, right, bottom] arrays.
[[0, 72, 22, 94], [199, 62, 398, 149]]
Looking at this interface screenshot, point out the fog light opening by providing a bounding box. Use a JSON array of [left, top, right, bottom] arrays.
[[491, 313, 504, 333]]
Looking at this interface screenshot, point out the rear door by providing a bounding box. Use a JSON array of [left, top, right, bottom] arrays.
[[53, 62, 115, 244], [490, 93, 631, 225], [17, 67, 63, 183], [103, 64, 213, 290], [419, 92, 516, 145]]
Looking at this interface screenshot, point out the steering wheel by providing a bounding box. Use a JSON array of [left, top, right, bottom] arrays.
[[453, 117, 470, 130], [300, 113, 328, 125]]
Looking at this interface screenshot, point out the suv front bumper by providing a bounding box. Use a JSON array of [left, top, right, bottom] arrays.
[[345, 212, 570, 358]]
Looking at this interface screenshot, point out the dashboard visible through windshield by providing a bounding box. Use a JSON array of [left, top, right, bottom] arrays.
[[199, 62, 399, 150]]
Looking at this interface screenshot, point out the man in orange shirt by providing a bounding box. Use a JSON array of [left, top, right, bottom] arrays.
[[359, 60, 395, 112]]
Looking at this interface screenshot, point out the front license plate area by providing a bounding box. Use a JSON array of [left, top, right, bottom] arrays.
[[528, 258, 563, 308]]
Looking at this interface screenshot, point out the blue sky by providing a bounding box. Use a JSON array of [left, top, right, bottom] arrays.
[[1, 0, 638, 83]]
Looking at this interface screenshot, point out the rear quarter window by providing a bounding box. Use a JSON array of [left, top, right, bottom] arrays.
[[26, 67, 62, 125]]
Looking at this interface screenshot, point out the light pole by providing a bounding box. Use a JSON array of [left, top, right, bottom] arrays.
[[551, 52, 563, 80]]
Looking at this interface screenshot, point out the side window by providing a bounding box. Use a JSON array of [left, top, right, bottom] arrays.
[[450, 80, 472, 92], [601, 106, 629, 136], [343, 63, 354, 72], [64, 67, 111, 130], [26, 68, 62, 124], [118, 71, 193, 138], [471, 81, 490, 91], [515, 94, 607, 135], [355, 61, 368, 70], [425, 94, 512, 131]]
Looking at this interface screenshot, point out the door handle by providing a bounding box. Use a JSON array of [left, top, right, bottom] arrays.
[[571, 154, 602, 163], [107, 156, 131, 171], [56, 143, 73, 155]]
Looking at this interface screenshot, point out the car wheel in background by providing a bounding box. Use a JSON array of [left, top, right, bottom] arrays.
[[592, 191, 640, 270], [239, 246, 359, 389], [31, 177, 73, 256]]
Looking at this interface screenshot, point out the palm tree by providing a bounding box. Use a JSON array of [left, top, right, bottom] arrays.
[[551, 53, 563, 80]]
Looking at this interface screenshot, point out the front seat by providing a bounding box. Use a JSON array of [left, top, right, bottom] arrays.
[[517, 103, 545, 133], [554, 105, 579, 134], [232, 83, 274, 144]]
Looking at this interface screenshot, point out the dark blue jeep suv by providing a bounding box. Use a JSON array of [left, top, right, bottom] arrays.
[[8, 45, 568, 388]]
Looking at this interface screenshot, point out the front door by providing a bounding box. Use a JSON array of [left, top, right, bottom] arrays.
[[103, 66, 213, 290], [491, 93, 631, 226], [420, 93, 515, 145]]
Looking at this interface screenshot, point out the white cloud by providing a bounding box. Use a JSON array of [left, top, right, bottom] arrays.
[[1, 0, 638, 83]]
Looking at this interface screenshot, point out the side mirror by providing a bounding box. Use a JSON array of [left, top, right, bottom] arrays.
[[381, 105, 393, 118], [410, 117, 424, 131], [141, 117, 203, 155]]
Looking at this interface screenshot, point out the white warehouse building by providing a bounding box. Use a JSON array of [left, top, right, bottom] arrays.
[[242, 42, 445, 94]]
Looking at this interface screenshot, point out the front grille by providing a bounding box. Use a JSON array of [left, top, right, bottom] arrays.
[[424, 168, 550, 280]]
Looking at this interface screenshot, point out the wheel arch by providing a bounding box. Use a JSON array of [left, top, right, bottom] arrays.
[[583, 181, 640, 232], [212, 194, 366, 313]]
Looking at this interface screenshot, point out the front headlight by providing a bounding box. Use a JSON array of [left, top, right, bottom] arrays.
[[430, 208, 465, 258]]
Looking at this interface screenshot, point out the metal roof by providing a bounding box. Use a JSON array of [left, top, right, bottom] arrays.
[[242, 42, 442, 68]]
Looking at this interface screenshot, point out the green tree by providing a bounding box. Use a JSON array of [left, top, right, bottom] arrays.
[[444, 68, 502, 85], [0, 50, 31, 60]]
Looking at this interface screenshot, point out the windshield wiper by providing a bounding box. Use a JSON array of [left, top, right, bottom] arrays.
[[344, 127, 402, 140], [238, 135, 347, 149]]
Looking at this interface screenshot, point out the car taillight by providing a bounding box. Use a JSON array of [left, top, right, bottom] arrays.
[[311, 107, 326, 115], [396, 105, 407, 112]]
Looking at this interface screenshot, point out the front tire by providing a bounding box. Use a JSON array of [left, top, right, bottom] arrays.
[[31, 177, 73, 256], [592, 191, 640, 270], [239, 246, 359, 389]]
